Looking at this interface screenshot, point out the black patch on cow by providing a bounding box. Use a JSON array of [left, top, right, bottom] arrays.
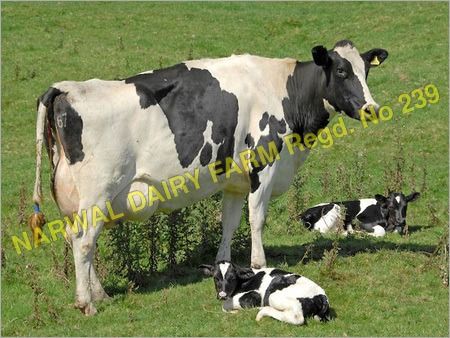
[[300, 204, 335, 230], [53, 94, 85, 164], [245, 133, 255, 148], [263, 274, 299, 306], [339, 200, 361, 225], [239, 271, 265, 293], [200, 142, 212, 166], [39, 87, 63, 108], [248, 113, 286, 193], [355, 203, 386, 231], [282, 62, 332, 137], [269, 269, 290, 276], [298, 294, 330, 321], [126, 63, 239, 169], [239, 291, 262, 308], [259, 112, 269, 130]]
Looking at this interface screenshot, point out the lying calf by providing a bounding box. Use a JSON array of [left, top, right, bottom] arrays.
[[300, 191, 420, 236], [200, 261, 330, 325]]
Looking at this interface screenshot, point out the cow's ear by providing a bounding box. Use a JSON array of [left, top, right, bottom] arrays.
[[312, 46, 330, 67], [406, 192, 420, 203], [362, 48, 389, 67], [374, 194, 387, 204], [236, 266, 255, 280], [199, 264, 214, 277]]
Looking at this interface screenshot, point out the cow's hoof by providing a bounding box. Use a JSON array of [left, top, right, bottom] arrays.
[[251, 263, 266, 269], [74, 301, 97, 316]]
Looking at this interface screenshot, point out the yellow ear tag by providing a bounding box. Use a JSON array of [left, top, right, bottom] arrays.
[[370, 56, 380, 66]]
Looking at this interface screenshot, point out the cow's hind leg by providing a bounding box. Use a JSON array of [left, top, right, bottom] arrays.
[[69, 206, 105, 316], [216, 191, 246, 262], [90, 265, 109, 302]]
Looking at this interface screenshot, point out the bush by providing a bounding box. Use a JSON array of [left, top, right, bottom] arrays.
[[99, 193, 250, 288]]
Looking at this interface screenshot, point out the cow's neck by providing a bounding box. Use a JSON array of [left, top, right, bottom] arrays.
[[283, 61, 333, 136]]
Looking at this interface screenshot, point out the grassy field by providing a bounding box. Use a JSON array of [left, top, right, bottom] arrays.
[[1, 2, 449, 336]]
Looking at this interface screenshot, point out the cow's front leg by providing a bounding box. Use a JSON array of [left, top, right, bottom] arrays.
[[216, 191, 246, 262], [248, 173, 275, 269]]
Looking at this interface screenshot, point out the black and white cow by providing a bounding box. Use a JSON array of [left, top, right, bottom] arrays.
[[300, 192, 420, 236], [32, 40, 388, 314], [200, 261, 330, 325]]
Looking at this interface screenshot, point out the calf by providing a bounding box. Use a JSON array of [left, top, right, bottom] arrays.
[[300, 191, 420, 236], [200, 261, 330, 325]]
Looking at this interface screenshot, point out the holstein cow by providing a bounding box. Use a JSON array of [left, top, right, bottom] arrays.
[[200, 261, 330, 325], [300, 191, 420, 236], [32, 40, 388, 315]]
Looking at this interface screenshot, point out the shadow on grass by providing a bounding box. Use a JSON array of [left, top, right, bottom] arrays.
[[266, 226, 436, 266], [104, 246, 252, 297], [104, 224, 436, 297]]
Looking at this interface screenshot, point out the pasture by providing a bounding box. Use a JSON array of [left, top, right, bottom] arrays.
[[1, 2, 449, 336]]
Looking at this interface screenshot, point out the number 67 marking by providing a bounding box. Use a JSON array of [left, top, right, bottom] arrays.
[[56, 112, 67, 128]]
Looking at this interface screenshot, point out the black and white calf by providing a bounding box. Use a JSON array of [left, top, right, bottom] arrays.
[[200, 261, 330, 325], [300, 192, 420, 236]]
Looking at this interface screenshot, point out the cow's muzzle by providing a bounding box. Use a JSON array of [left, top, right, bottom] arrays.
[[359, 103, 380, 120], [217, 291, 228, 300]]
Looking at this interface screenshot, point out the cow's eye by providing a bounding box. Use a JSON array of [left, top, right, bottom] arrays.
[[336, 68, 347, 78]]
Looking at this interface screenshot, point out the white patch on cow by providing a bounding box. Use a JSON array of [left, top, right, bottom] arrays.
[[334, 44, 377, 107], [219, 262, 230, 280], [313, 204, 342, 233], [356, 199, 377, 217], [370, 225, 386, 237], [395, 195, 401, 203], [257, 272, 275, 305]]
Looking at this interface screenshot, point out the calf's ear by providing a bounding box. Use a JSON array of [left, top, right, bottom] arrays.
[[406, 192, 421, 203], [236, 266, 255, 280], [361, 48, 389, 67], [312, 46, 330, 67], [198, 264, 214, 277], [374, 194, 387, 204]]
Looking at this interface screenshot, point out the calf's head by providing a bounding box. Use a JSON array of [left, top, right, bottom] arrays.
[[200, 261, 254, 300], [387, 192, 421, 232], [312, 40, 388, 120]]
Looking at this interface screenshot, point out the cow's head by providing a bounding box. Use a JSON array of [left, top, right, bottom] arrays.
[[199, 261, 254, 300], [387, 191, 421, 232], [312, 40, 388, 120]]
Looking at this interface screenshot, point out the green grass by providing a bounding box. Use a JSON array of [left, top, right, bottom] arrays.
[[1, 1, 449, 336]]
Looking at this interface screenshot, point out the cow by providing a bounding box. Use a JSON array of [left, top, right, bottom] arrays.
[[200, 261, 330, 325], [300, 191, 420, 236], [31, 40, 388, 315]]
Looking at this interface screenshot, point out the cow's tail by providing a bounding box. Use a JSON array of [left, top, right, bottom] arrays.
[[32, 101, 47, 206], [30, 87, 61, 240]]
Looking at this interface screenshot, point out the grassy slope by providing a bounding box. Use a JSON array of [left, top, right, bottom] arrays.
[[1, 2, 448, 336]]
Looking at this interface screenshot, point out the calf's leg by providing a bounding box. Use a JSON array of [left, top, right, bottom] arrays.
[[256, 295, 305, 325], [256, 306, 305, 325]]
